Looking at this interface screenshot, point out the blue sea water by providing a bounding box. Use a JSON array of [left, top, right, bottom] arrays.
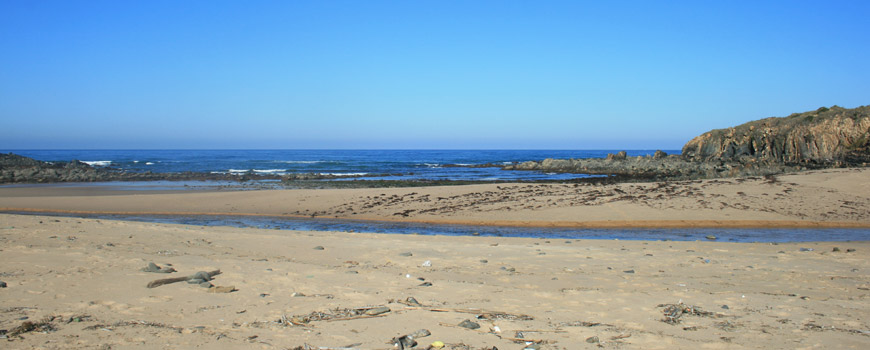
[[3, 149, 679, 182]]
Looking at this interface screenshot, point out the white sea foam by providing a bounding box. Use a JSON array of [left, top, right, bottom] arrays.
[[318, 172, 368, 177], [145, 162, 154, 165], [133, 160, 139, 163], [83, 160, 111, 167], [423, 163, 441, 168], [253, 169, 287, 174], [277, 160, 324, 164]]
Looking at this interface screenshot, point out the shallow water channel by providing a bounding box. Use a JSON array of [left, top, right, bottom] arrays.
[[11, 212, 870, 243]]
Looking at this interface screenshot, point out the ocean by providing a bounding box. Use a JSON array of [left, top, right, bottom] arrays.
[[4, 149, 679, 182]]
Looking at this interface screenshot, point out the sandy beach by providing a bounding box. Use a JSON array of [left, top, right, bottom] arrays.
[[1, 168, 869, 349], [2, 168, 869, 229]]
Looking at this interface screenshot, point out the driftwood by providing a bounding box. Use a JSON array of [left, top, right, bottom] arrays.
[[147, 270, 221, 288]]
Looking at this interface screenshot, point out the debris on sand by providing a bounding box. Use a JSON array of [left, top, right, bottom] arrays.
[[146, 269, 221, 288], [658, 302, 717, 324], [141, 262, 176, 273], [287, 306, 391, 324]]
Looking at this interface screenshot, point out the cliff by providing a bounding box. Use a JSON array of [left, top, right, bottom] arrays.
[[682, 105, 870, 165]]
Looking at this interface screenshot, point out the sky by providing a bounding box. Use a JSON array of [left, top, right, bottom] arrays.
[[1, 0, 868, 150]]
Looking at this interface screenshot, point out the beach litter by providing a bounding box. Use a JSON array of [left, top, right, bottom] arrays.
[[286, 306, 392, 325], [659, 302, 717, 324]]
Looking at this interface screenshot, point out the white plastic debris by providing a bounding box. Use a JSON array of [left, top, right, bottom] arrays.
[[422, 260, 432, 267]]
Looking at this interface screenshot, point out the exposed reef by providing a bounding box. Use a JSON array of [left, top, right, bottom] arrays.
[[0, 153, 366, 184]]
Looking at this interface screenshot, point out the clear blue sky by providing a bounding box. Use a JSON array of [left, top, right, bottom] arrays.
[[1, 0, 868, 149]]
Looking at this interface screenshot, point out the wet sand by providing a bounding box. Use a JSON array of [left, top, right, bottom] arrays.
[[2, 168, 869, 229]]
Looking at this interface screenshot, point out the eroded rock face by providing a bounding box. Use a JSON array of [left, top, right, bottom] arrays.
[[682, 105, 870, 165]]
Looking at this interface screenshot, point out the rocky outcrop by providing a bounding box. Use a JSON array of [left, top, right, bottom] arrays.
[[504, 153, 798, 181], [682, 105, 870, 165]]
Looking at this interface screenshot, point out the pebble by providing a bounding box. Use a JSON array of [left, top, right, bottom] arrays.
[[586, 336, 600, 343], [142, 262, 176, 273], [721, 305, 730, 310], [422, 260, 432, 267], [0, 281, 6, 288], [405, 297, 421, 306], [399, 252, 413, 257], [291, 292, 305, 297], [199, 282, 213, 288], [624, 269, 635, 274], [191, 271, 212, 281], [409, 329, 431, 338], [418, 282, 433, 287], [833, 247, 841, 252], [458, 319, 480, 329], [479, 259, 488, 263], [313, 246, 325, 250], [346, 271, 359, 274], [523, 344, 541, 350], [799, 248, 814, 252], [847, 248, 856, 253], [705, 235, 717, 240], [365, 306, 391, 316]]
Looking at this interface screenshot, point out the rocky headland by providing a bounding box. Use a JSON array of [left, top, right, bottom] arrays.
[[503, 105, 869, 180]]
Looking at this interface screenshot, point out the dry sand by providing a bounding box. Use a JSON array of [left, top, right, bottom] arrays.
[[1, 168, 869, 349]]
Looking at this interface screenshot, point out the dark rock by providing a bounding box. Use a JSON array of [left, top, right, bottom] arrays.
[[833, 247, 841, 252], [0, 281, 6, 288], [624, 269, 635, 274], [418, 282, 433, 287], [398, 252, 413, 257], [313, 246, 325, 250], [458, 319, 480, 329], [653, 150, 668, 159], [404, 297, 422, 306], [847, 248, 856, 252]]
